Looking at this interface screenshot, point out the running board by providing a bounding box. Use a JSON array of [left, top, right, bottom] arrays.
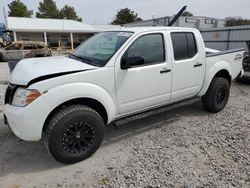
[[114, 97, 200, 126]]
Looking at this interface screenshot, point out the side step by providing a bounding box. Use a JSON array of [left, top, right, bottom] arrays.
[[114, 97, 200, 126]]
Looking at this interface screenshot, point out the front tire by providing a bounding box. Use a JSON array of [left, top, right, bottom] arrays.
[[202, 77, 230, 113], [43, 105, 105, 164]]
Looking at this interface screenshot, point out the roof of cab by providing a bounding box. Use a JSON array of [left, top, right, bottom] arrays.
[[112, 26, 199, 34]]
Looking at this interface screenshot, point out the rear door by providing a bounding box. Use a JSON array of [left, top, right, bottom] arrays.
[[170, 31, 205, 100]]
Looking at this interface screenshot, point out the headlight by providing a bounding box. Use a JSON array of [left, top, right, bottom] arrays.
[[12, 88, 41, 107]]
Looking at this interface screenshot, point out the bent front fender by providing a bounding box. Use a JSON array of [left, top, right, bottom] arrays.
[[41, 82, 117, 123]]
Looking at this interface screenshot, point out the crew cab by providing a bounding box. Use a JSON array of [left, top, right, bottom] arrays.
[[3, 27, 244, 163]]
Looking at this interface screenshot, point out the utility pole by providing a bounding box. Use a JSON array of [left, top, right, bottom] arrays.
[[3, 7, 8, 28]]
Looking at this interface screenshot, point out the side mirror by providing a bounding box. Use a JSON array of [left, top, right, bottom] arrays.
[[121, 56, 144, 69]]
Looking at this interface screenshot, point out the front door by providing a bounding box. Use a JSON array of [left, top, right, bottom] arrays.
[[115, 33, 172, 115]]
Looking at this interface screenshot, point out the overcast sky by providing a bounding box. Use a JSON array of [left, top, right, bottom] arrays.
[[0, 0, 249, 24]]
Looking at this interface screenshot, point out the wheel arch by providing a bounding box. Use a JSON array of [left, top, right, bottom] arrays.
[[213, 69, 232, 84], [198, 66, 232, 97], [42, 97, 109, 132]]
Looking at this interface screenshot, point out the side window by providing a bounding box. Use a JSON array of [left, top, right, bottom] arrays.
[[37, 45, 45, 49], [171, 32, 197, 60], [171, 33, 189, 60], [126, 34, 165, 65], [23, 44, 37, 50], [186, 33, 197, 57], [20, 33, 31, 41], [61, 34, 69, 43]]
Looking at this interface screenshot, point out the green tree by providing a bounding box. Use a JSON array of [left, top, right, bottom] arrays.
[[36, 0, 60, 19], [8, 0, 33, 17], [182, 11, 193, 16], [112, 8, 142, 25], [60, 5, 82, 21], [225, 17, 250, 26]]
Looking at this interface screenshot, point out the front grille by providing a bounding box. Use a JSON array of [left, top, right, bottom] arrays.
[[4, 84, 17, 105]]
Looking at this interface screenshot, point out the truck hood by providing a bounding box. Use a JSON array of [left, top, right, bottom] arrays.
[[10, 56, 97, 86]]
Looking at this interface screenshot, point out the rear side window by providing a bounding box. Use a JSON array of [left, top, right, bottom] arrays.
[[37, 45, 45, 49], [23, 44, 37, 50], [171, 32, 197, 60], [171, 33, 189, 60], [186, 33, 197, 57]]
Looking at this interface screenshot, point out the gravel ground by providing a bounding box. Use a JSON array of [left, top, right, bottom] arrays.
[[95, 81, 250, 188], [0, 79, 249, 188]]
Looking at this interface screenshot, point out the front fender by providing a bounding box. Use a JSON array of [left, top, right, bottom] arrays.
[[198, 61, 232, 97], [41, 82, 116, 123]]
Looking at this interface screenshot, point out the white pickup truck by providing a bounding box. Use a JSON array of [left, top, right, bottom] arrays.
[[3, 27, 244, 163]]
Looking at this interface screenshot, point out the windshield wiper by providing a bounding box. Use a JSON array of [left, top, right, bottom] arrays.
[[68, 54, 91, 62], [78, 56, 102, 67], [68, 54, 102, 67]]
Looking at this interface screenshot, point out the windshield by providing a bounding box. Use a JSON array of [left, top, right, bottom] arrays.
[[70, 31, 133, 67]]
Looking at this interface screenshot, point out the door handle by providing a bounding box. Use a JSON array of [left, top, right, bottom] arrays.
[[160, 68, 171, 74], [194, 63, 202, 67]]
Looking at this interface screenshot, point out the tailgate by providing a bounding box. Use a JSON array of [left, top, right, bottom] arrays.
[[206, 48, 245, 79]]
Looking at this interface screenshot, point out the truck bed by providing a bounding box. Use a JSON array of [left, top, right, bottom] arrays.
[[206, 48, 245, 79]]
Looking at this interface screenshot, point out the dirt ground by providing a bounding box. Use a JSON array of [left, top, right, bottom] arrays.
[[0, 65, 249, 187]]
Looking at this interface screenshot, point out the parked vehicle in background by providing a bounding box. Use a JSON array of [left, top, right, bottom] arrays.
[[242, 55, 250, 77], [0, 41, 52, 61], [3, 27, 244, 163], [235, 54, 250, 81]]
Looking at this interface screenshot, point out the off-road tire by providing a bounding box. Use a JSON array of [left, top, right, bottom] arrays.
[[43, 105, 105, 164], [202, 77, 230, 113]]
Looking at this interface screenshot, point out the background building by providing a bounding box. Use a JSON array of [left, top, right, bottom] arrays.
[[125, 16, 225, 29], [5, 17, 120, 50], [200, 25, 250, 52], [125, 16, 250, 53], [3, 16, 250, 53]]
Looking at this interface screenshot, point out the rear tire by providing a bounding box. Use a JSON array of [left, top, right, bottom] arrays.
[[43, 105, 105, 164], [202, 77, 230, 113]]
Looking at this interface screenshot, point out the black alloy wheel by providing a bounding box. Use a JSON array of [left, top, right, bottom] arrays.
[[61, 121, 95, 154], [43, 105, 105, 164]]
